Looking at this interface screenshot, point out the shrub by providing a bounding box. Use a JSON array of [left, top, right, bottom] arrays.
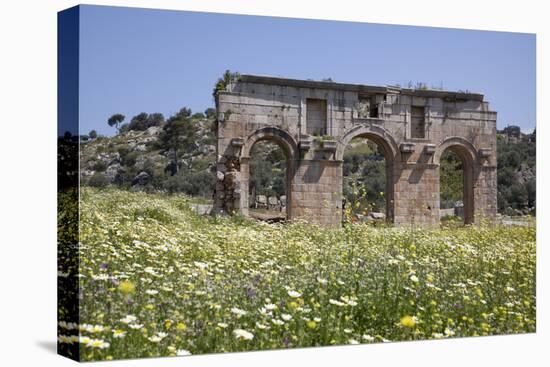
[[92, 160, 108, 172], [87, 172, 109, 187]]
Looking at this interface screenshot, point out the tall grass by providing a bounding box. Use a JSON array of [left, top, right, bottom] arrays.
[[58, 188, 536, 361]]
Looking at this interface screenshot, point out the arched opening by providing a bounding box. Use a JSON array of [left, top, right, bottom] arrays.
[[341, 134, 395, 224], [239, 127, 297, 222], [248, 140, 289, 221], [438, 144, 475, 225]]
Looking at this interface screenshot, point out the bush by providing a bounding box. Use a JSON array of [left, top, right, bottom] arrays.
[[204, 107, 216, 119], [87, 172, 109, 187], [92, 160, 108, 172], [162, 169, 214, 197]]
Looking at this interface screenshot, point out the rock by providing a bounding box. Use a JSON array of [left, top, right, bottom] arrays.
[[454, 201, 464, 217], [105, 163, 121, 181], [190, 204, 213, 216], [255, 195, 267, 209], [267, 196, 280, 210], [132, 171, 150, 186], [134, 144, 147, 152], [224, 172, 239, 189], [146, 126, 161, 136], [369, 212, 386, 220], [80, 169, 93, 177], [135, 156, 146, 168], [203, 145, 216, 154], [217, 171, 225, 181]]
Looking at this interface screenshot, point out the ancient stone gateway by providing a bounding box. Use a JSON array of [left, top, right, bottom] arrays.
[[214, 75, 497, 227]]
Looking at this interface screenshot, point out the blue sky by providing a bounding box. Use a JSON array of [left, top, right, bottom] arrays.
[[78, 5, 536, 136]]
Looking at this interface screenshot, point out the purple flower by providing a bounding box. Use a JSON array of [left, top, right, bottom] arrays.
[[283, 337, 290, 347], [246, 287, 256, 299], [100, 263, 109, 270]]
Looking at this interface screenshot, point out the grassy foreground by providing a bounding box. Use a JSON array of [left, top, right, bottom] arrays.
[[58, 188, 536, 361]]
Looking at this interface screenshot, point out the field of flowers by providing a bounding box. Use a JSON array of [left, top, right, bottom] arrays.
[[58, 188, 536, 361]]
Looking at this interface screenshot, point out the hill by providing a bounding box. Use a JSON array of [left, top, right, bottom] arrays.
[[80, 114, 217, 199], [79, 113, 536, 216]]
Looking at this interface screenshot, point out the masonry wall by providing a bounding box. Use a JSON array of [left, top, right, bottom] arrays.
[[215, 76, 497, 227], [291, 160, 342, 226]]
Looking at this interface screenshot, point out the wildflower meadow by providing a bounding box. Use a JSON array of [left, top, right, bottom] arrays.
[[58, 188, 536, 361]]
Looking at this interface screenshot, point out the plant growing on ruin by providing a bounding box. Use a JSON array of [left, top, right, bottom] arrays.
[[213, 70, 241, 97]]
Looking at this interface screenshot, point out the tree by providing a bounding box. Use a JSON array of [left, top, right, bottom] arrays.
[[503, 125, 521, 139], [128, 112, 149, 131], [204, 108, 216, 119], [107, 113, 125, 132], [147, 113, 165, 128], [157, 107, 198, 174], [89, 130, 98, 139], [127, 112, 165, 131], [525, 178, 536, 208], [440, 150, 464, 208], [510, 184, 528, 209]]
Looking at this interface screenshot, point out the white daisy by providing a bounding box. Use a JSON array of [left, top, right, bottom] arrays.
[[233, 329, 254, 340]]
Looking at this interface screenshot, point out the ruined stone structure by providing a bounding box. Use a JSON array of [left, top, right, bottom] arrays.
[[214, 75, 497, 227]]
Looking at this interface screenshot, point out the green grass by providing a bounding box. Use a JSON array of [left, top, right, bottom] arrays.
[[58, 188, 536, 361]]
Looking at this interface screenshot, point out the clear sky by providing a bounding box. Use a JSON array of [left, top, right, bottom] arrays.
[[79, 5, 536, 136]]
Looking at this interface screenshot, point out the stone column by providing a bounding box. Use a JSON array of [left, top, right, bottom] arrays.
[[474, 165, 497, 223], [239, 157, 250, 217]]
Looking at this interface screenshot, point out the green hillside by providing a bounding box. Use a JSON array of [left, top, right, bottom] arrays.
[[80, 110, 536, 217]]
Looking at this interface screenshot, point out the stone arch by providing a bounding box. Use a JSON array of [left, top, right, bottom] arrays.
[[239, 126, 298, 219], [336, 124, 400, 162], [435, 137, 478, 224], [337, 125, 400, 223], [241, 126, 298, 159], [433, 136, 478, 166]]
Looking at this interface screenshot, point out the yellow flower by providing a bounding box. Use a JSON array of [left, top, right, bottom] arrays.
[[118, 281, 135, 295], [400, 315, 417, 328], [176, 322, 187, 331], [164, 319, 173, 329], [306, 320, 317, 329], [112, 329, 126, 338]]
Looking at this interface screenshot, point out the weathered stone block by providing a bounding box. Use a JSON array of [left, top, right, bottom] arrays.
[[215, 74, 497, 227]]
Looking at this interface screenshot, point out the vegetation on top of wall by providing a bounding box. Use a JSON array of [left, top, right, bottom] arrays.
[[213, 70, 241, 97]]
